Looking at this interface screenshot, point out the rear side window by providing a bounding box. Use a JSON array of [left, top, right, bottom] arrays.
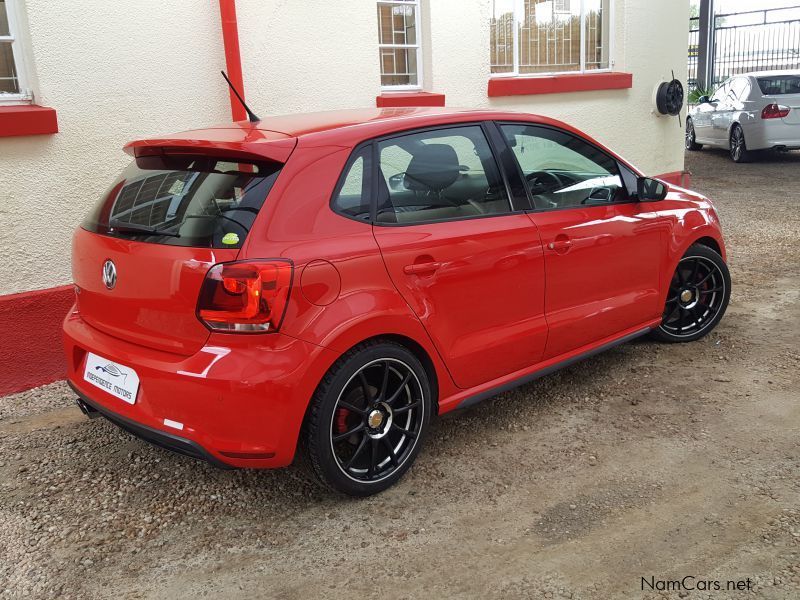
[[729, 77, 750, 100], [375, 125, 511, 224], [83, 155, 282, 248], [757, 75, 800, 95], [331, 146, 371, 221]]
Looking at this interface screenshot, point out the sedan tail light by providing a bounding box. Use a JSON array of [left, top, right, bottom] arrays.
[[761, 103, 790, 119], [197, 260, 293, 332]]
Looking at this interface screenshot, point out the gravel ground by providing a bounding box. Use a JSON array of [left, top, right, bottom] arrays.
[[1, 148, 799, 599]]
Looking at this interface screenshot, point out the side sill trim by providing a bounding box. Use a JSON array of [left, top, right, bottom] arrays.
[[456, 326, 653, 410], [68, 381, 233, 469]]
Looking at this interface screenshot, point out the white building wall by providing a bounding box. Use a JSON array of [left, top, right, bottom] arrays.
[[427, 0, 689, 174], [0, 0, 230, 295], [0, 0, 689, 296]]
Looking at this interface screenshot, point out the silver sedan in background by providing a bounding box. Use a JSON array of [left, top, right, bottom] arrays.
[[686, 70, 800, 162]]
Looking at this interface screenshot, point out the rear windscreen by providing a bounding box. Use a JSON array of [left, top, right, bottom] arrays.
[[757, 75, 800, 95], [83, 155, 282, 248]]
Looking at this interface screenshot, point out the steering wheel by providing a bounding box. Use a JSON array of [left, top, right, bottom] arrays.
[[525, 171, 564, 194]]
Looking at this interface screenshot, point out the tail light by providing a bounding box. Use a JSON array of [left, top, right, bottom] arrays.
[[197, 260, 293, 332], [761, 103, 790, 119]]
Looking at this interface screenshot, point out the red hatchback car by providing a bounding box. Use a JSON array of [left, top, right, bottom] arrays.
[[64, 108, 730, 495]]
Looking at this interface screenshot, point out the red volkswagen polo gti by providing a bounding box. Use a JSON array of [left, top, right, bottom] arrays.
[[64, 108, 730, 495]]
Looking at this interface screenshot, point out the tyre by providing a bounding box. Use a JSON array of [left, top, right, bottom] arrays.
[[651, 244, 731, 343], [303, 340, 432, 496], [729, 124, 753, 163], [685, 118, 702, 151]]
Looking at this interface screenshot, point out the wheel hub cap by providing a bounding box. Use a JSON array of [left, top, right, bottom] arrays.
[[368, 409, 384, 429], [680, 289, 693, 303]]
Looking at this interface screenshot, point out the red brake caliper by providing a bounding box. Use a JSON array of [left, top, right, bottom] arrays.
[[335, 407, 351, 436]]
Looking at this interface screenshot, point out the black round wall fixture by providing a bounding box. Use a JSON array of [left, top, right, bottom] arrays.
[[656, 79, 684, 116]]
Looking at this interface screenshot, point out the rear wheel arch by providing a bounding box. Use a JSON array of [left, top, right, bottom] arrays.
[[376, 334, 439, 415], [312, 334, 440, 417], [297, 332, 442, 447]]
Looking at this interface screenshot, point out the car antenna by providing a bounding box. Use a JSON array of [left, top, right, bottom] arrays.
[[221, 70, 260, 123]]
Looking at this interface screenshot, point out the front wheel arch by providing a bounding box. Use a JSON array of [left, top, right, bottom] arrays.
[[652, 243, 731, 343], [693, 235, 723, 259]]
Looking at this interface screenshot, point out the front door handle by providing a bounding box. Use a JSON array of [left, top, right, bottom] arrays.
[[403, 261, 441, 275], [547, 236, 572, 253]]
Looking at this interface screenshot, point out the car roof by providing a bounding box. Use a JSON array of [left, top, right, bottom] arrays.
[[225, 107, 486, 137], [125, 107, 593, 162], [730, 69, 800, 79]]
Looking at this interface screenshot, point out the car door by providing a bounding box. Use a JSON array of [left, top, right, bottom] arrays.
[[372, 124, 548, 390], [711, 80, 737, 144], [691, 95, 718, 144], [497, 123, 664, 360]]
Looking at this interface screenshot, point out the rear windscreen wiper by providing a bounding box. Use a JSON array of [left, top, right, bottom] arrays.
[[109, 220, 181, 238]]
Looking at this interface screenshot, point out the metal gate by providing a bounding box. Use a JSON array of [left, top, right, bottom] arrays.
[[689, 5, 800, 91]]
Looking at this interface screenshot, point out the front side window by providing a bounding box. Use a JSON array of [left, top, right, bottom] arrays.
[[490, 0, 611, 76], [376, 126, 512, 224], [711, 81, 729, 103], [83, 156, 282, 248], [0, 0, 30, 101], [501, 124, 630, 210], [377, 0, 422, 89]]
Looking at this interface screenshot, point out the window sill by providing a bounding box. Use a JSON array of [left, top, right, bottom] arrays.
[[0, 104, 59, 137], [488, 72, 633, 97], [376, 91, 446, 108]]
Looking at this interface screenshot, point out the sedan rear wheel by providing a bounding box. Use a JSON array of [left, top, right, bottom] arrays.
[[303, 340, 431, 496], [651, 244, 731, 343]]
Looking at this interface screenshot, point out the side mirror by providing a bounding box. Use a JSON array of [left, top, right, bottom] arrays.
[[637, 177, 668, 201], [698, 95, 710, 104]]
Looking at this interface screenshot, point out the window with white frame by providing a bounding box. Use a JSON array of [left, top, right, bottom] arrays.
[[377, 0, 422, 89], [0, 0, 30, 102], [490, 0, 612, 76]]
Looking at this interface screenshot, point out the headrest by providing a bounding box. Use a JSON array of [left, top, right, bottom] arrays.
[[403, 144, 460, 192]]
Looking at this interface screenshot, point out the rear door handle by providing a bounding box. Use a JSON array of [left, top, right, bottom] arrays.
[[403, 261, 441, 275]]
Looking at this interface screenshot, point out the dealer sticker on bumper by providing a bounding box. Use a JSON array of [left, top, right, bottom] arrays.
[[83, 353, 140, 405]]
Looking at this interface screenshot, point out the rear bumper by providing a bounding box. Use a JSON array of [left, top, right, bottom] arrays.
[[63, 305, 337, 469], [70, 382, 231, 468], [740, 118, 800, 150]]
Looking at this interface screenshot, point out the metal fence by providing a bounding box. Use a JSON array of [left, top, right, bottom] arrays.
[[688, 5, 800, 91]]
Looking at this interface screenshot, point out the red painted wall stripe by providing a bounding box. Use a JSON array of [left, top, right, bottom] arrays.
[[488, 72, 633, 97], [376, 92, 446, 108], [0, 105, 58, 137], [0, 285, 74, 396], [655, 170, 692, 188]]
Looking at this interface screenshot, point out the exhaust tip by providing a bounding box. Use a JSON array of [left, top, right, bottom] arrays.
[[76, 398, 101, 419]]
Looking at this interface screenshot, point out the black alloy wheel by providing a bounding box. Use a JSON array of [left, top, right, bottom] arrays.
[[652, 244, 731, 343], [304, 341, 431, 496]]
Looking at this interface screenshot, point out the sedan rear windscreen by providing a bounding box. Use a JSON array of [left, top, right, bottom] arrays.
[[757, 75, 800, 96], [83, 155, 282, 248]]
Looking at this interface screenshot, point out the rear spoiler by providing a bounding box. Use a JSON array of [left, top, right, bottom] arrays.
[[123, 126, 297, 164]]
